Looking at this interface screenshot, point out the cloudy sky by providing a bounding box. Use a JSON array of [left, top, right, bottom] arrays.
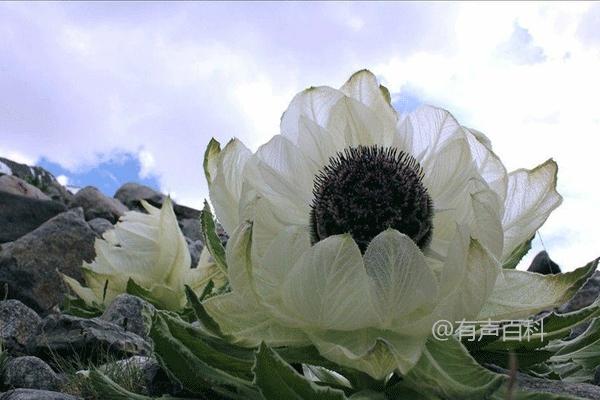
[[1, 2, 598, 271]]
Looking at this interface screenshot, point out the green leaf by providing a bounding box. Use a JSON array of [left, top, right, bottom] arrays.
[[503, 235, 534, 269], [149, 311, 261, 399], [185, 284, 223, 337], [87, 370, 159, 400], [61, 295, 103, 318], [253, 342, 347, 400], [125, 278, 166, 309], [201, 200, 228, 274]]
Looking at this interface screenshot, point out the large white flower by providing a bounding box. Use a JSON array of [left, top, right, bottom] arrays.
[[63, 199, 220, 311], [202, 70, 587, 379]]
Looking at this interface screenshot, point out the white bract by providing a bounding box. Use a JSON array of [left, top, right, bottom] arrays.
[[203, 70, 586, 378], [63, 198, 220, 311]]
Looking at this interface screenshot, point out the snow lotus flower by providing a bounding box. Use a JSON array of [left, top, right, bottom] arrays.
[[63, 199, 219, 311], [202, 70, 582, 379]]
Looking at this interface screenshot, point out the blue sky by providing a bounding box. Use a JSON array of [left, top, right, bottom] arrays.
[[1, 2, 599, 270]]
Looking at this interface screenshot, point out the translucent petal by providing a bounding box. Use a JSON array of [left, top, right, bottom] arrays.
[[464, 127, 508, 201], [208, 139, 252, 235], [61, 273, 99, 307], [501, 159, 562, 262], [281, 234, 377, 331], [478, 259, 597, 321], [308, 329, 426, 378], [363, 229, 438, 333]]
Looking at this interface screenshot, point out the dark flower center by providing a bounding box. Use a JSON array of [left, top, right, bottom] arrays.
[[310, 146, 433, 253]]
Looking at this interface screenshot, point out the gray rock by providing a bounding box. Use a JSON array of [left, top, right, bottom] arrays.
[[0, 300, 41, 354], [0, 175, 50, 201], [0, 389, 81, 400], [3, 356, 61, 391], [489, 366, 600, 399], [180, 218, 203, 242], [87, 218, 113, 236], [113, 182, 165, 210], [0, 209, 96, 313], [114, 182, 200, 220], [101, 294, 155, 339], [559, 271, 600, 314], [102, 356, 174, 396], [0, 158, 72, 205], [0, 192, 66, 243], [528, 251, 561, 274], [187, 239, 204, 269], [69, 186, 127, 223], [29, 313, 151, 362]]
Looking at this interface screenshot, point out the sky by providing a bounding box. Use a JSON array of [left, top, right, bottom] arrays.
[[1, 2, 598, 271]]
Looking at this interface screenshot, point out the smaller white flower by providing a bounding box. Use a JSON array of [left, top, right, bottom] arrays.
[[62, 198, 220, 311]]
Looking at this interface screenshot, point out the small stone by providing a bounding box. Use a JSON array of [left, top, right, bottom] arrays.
[[69, 186, 127, 223], [113, 182, 165, 210], [528, 251, 561, 274], [0, 389, 81, 400], [0, 175, 50, 201], [29, 313, 151, 362], [87, 218, 114, 236], [0, 300, 41, 354], [3, 356, 61, 391], [0, 192, 66, 243], [0, 209, 96, 313], [101, 294, 155, 339]]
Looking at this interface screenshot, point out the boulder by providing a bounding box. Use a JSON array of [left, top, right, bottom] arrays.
[[29, 313, 151, 362], [0, 209, 96, 313], [179, 218, 203, 242], [0, 390, 81, 400], [69, 186, 127, 223], [101, 294, 155, 339], [0, 158, 72, 205], [528, 251, 561, 274], [2, 356, 61, 391], [87, 218, 113, 236], [113, 182, 200, 219], [0, 192, 66, 243], [187, 239, 204, 269], [0, 175, 50, 201], [0, 300, 42, 354]]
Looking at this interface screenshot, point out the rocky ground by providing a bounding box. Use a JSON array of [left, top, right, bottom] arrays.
[[0, 156, 599, 399]]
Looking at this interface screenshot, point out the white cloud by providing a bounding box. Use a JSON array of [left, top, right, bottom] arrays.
[[0, 2, 597, 270], [56, 174, 69, 186]]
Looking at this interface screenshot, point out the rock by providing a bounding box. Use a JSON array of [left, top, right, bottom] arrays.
[[87, 218, 113, 236], [113, 182, 165, 210], [0, 209, 96, 313], [2, 356, 61, 391], [29, 313, 151, 362], [179, 218, 202, 242], [0, 175, 50, 201], [113, 182, 200, 220], [69, 186, 127, 223], [489, 366, 600, 399], [101, 294, 155, 339], [528, 251, 561, 274], [0, 158, 72, 205], [0, 192, 66, 243], [0, 300, 42, 354], [187, 239, 204, 269], [0, 389, 81, 400], [103, 356, 174, 396], [559, 271, 600, 314]]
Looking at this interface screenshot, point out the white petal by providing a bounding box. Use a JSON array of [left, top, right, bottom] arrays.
[[363, 229, 438, 333], [501, 159, 562, 262], [478, 259, 597, 321], [281, 234, 377, 331], [340, 70, 397, 145], [326, 96, 384, 147], [280, 86, 345, 144], [464, 127, 508, 201], [208, 139, 252, 235], [396, 106, 465, 165]]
